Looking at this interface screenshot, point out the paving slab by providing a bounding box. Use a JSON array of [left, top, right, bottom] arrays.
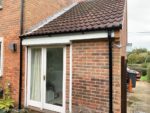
[[127, 81, 150, 113]]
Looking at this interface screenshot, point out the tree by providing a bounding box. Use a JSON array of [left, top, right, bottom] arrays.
[[128, 53, 137, 64], [132, 48, 147, 54], [136, 54, 145, 64], [127, 48, 150, 64], [147, 65, 150, 82]]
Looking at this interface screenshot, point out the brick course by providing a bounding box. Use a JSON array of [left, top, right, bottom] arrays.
[[0, 0, 21, 105], [71, 39, 121, 113]]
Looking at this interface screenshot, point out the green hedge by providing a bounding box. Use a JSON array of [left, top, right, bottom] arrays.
[[147, 65, 150, 82], [128, 64, 147, 76]]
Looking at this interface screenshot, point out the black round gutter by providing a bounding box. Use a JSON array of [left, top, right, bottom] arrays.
[[19, 0, 24, 110], [108, 30, 113, 113]]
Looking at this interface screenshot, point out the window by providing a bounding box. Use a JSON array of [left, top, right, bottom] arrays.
[[0, 38, 3, 77], [0, 0, 2, 9]]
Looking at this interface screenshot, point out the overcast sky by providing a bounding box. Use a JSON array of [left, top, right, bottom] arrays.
[[128, 0, 150, 50]]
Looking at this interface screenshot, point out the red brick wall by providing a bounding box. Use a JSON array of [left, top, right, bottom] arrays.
[[0, 1, 123, 113], [120, 0, 127, 58], [0, 0, 76, 106], [0, 0, 21, 105], [71, 39, 121, 113], [112, 41, 121, 113], [66, 45, 70, 111]]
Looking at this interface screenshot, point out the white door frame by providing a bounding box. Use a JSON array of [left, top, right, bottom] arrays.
[[27, 46, 66, 113], [27, 47, 43, 108]]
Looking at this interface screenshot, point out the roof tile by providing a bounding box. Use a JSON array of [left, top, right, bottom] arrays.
[[24, 0, 125, 37]]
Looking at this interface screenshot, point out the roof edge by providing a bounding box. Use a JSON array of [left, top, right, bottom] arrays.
[[21, 24, 122, 38]]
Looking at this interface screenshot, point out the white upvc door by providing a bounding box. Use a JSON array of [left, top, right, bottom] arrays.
[[27, 46, 66, 113], [27, 48, 43, 109]]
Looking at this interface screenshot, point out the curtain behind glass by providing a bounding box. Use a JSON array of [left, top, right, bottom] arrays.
[[30, 48, 41, 101]]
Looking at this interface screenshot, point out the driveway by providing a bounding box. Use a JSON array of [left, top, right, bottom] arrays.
[[127, 81, 150, 113]]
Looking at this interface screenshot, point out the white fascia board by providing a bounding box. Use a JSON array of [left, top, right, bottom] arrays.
[[22, 31, 114, 46], [22, 36, 70, 46]]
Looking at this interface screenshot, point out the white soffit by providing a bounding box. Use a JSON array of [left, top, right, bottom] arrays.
[[22, 31, 115, 46]]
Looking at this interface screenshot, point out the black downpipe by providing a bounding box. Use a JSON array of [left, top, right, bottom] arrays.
[[108, 30, 113, 113], [19, 0, 24, 110]]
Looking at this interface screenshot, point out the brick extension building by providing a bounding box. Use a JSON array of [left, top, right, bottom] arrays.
[[0, 0, 127, 113]]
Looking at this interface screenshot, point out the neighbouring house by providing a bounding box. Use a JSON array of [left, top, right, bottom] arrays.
[[0, 0, 127, 113]]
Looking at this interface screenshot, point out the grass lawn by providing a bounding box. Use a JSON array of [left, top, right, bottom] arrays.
[[140, 75, 148, 81]]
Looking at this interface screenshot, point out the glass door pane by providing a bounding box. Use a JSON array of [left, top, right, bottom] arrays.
[[30, 48, 41, 102], [46, 48, 63, 106]]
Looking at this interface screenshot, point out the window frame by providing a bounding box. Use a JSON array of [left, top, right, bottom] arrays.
[[0, 37, 3, 77]]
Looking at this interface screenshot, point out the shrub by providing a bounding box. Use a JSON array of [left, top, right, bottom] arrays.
[[128, 64, 147, 76], [141, 68, 147, 76], [0, 99, 14, 112], [0, 82, 14, 112], [147, 65, 150, 82], [0, 84, 3, 99], [140, 75, 148, 81], [141, 63, 147, 68]]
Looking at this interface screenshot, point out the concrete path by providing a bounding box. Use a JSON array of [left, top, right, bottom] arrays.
[[127, 81, 150, 113]]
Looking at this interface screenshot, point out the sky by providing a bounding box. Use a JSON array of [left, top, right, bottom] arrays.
[[128, 0, 150, 50]]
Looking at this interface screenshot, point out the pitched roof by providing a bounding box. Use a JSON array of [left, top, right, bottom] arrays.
[[24, 0, 125, 37]]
